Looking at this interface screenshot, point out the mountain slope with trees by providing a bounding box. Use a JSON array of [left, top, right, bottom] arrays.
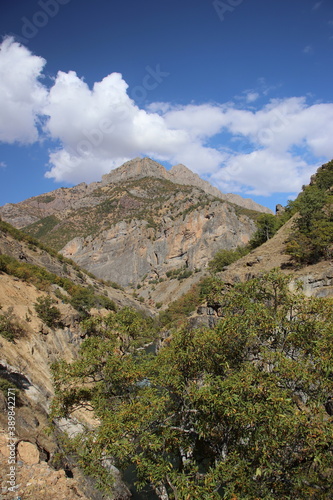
[[1, 159, 333, 499]]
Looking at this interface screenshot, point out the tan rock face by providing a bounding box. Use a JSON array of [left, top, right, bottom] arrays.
[[62, 201, 256, 286], [0, 158, 267, 288], [0, 431, 90, 500], [17, 441, 40, 465]]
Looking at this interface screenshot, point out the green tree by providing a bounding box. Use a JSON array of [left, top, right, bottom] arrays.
[[250, 213, 279, 248], [51, 272, 333, 499], [286, 160, 333, 264], [0, 306, 26, 342], [34, 296, 61, 328]]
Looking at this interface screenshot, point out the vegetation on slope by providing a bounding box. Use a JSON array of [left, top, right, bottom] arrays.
[[4, 161, 333, 498], [0, 217, 96, 278], [0, 305, 26, 342], [0, 253, 117, 319], [286, 159, 333, 264], [208, 213, 284, 272], [208, 159, 333, 272]]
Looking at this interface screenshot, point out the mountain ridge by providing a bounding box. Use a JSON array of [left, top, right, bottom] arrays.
[[0, 158, 271, 229], [100, 157, 272, 213]]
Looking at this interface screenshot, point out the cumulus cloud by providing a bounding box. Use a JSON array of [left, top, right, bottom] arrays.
[[160, 97, 333, 195], [42, 70, 194, 183], [246, 92, 259, 103], [1, 38, 333, 196], [0, 37, 47, 143]]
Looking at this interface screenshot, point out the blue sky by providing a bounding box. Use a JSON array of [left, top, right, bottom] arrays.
[[0, 0, 333, 211]]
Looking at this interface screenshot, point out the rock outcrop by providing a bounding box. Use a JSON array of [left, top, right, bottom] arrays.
[[61, 200, 256, 287]]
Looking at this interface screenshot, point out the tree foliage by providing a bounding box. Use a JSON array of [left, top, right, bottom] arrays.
[[0, 306, 26, 342], [34, 296, 61, 328], [286, 160, 333, 263], [208, 246, 250, 273], [249, 213, 280, 249], [51, 270, 333, 499]]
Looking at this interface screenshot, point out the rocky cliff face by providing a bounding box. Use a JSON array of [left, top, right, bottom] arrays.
[[61, 200, 255, 287]]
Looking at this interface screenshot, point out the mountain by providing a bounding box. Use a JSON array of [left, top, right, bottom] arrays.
[[0, 158, 269, 290], [1, 159, 333, 499], [101, 157, 272, 213]]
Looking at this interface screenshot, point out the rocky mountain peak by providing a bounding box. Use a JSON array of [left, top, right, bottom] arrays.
[[100, 157, 272, 213], [101, 157, 168, 185], [170, 163, 197, 177]]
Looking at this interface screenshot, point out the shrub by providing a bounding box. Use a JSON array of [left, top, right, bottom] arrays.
[[0, 376, 20, 396], [158, 284, 201, 327], [177, 269, 193, 280], [0, 307, 26, 342], [34, 296, 61, 328], [95, 295, 117, 312], [208, 246, 250, 272]]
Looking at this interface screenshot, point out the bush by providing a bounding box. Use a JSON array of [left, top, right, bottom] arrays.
[[0, 307, 26, 342], [158, 284, 201, 326], [177, 269, 193, 280], [0, 376, 20, 397], [208, 246, 250, 272], [95, 295, 117, 312], [166, 267, 193, 280], [34, 296, 61, 328]]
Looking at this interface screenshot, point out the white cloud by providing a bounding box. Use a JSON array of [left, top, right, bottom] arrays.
[[161, 97, 333, 195], [1, 38, 333, 197], [246, 92, 259, 103], [211, 150, 315, 196], [0, 37, 47, 144], [0, 161, 7, 168], [43, 70, 192, 183]]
